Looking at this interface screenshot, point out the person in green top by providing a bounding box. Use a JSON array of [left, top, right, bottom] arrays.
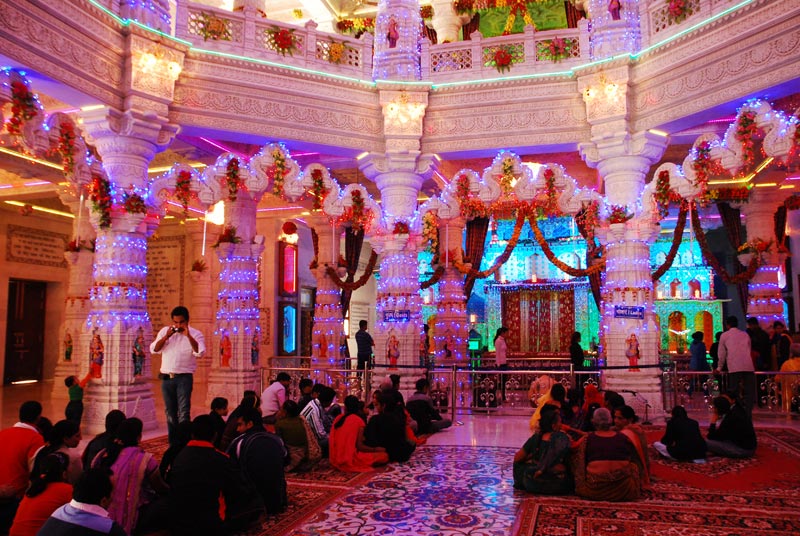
[[64, 375, 88, 425], [275, 400, 314, 472]]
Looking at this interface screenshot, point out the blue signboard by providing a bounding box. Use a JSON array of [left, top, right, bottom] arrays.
[[383, 310, 411, 322], [614, 305, 645, 319]]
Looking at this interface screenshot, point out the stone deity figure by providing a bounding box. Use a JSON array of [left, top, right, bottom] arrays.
[[625, 333, 640, 372], [318, 332, 328, 360], [132, 327, 145, 378], [387, 333, 400, 369], [387, 17, 399, 48], [251, 334, 260, 366], [608, 0, 621, 20], [64, 331, 73, 362], [220, 332, 232, 367], [87, 331, 104, 379]]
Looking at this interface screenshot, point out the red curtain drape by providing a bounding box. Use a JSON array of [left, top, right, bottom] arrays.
[[501, 290, 521, 351], [564, 0, 585, 28], [716, 202, 749, 313], [464, 217, 490, 299], [775, 205, 788, 250], [340, 227, 364, 317], [462, 13, 480, 40], [528, 290, 552, 352]]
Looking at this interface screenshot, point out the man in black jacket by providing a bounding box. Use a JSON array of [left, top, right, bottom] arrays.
[[228, 407, 288, 515], [168, 415, 246, 535], [706, 394, 757, 458]]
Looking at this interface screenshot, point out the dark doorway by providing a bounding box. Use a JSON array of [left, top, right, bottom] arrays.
[[4, 280, 46, 384]]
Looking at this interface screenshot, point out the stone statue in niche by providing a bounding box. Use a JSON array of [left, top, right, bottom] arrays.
[[318, 332, 328, 360], [220, 332, 232, 367], [608, 0, 621, 20], [64, 331, 73, 362], [132, 327, 145, 380], [386, 332, 400, 369], [251, 334, 259, 366], [387, 16, 399, 48], [87, 330, 104, 380], [625, 333, 640, 371]]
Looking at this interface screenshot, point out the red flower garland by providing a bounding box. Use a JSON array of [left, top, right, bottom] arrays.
[[736, 111, 759, 169], [309, 168, 328, 210], [89, 175, 112, 229], [543, 168, 559, 217], [122, 192, 146, 214], [494, 48, 513, 73], [7, 81, 38, 136], [225, 159, 242, 201], [392, 221, 410, 235], [692, 141, 717, 201], [325, 251, 379, 291], [174, 170, 192, 215], [528, 214, 606, 277], [341, 189, 371, 232], [608, 205, 632, 224], [56, 122, 76, 175], [654, 170, 671, 218], [268, 27, 298, 56]]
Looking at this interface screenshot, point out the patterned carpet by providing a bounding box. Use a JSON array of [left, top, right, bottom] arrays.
[[143, 428, 800, 536]]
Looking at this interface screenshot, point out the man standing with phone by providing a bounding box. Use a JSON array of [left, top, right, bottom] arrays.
[[151, 306, 206, 445]]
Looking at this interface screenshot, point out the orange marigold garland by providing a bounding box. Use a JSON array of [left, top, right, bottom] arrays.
[[528, 215, 606, 277], [654, 170, 672, 218], [325, 251, 379, 291], [269, 147, 287, 197], [341, 190, 372, 232], [422, 211, 439, 256], [453, 211, 526, 279], [543, 168, 559, 217], [690, 208, 761, 284]]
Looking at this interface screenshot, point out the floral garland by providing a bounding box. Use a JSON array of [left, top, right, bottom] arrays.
[[267, 27, 298, 56], [212, 225, 241, 247], [453, 211, 526, 279], [422, 211, 439, 256], [197, 12, 231, 41], [737, 237, 772, 255], [791, 121, 800, 162], [690, 208, 761, 284], [7, 81, 38, 136], [89, 175, 112, 229], [654, 170, 672, 218], [325, 251, 379, 291], [529, 215, 606, 277], [493, 47, 513, 73], [225, 158, 242, 201], [607, 204, 632, 224], [122, 192, 146, 214], [309, 168, 329, 210], [543, 168, 559, 217], [536, 37, 576, 62], [651, 201, 689, 281], [420, 266, 445, 290], [393, 221, 410, 235], [667, 0, 694, 24], [692, 141, 715, 199], [174, 170, 192, 215], [736, 110, 759, 169], [341, 189, 372, 231], [269, 147, 287, 197], [420, 5, 434, 20], [706, 186, 751, 203], [55, 122, 77, 175], [574, 200, 599, 243], [336, 18, 375, 36], [327, 41, 352, 64]]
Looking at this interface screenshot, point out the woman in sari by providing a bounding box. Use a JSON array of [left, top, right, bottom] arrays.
[[513, 405, 573, 494], [529, 383, 573, 433], [330, 396, 389, 472], [779, 343, 800, 412], [92, 417, 168, 534], [571, 408, 641, 502], [613, 405, 651, 489]]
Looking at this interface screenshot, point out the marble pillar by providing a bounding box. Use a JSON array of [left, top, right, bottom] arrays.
[[307, 214, 344, 368], [186, 220, 214, 383]]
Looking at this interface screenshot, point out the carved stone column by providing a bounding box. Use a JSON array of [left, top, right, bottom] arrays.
[[579, 67, 669, 416], [51, 193, 97, 399], [80, 108, 179, 434], [205, 196, 264, 407], [740, 189, 788, 325], [307, 214, 343, 368], [186, 220, 214, 383], [373, 0, 423, 80], [434, 217, 468, 366], [586, 0, 641, 60]]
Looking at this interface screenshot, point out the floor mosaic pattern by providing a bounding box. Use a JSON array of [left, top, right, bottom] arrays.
[[287, 445, 522, 536]]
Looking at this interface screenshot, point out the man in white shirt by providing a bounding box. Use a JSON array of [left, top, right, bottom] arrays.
[[150, 306, 206, 445], [261, 372, 291, 424], [300, 386, 335, 456], [716, 315, 755, 416]]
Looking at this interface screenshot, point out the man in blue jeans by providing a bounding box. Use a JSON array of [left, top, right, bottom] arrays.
[[151, 306, 206, 445]]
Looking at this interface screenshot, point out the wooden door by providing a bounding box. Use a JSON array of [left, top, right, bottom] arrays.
[[4, 280, 47, 384]]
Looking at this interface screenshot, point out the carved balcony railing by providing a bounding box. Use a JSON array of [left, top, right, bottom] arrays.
[[421, 23, 589, 83], [175, 2, 374, 80], [640, 0, 744, 48]]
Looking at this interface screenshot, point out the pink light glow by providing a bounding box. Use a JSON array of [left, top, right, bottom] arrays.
[[23, 181, 50, 186]]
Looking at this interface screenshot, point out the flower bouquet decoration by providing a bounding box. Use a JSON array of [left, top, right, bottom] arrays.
[[197, 12, 232, 41], [666, 0, 694, 24], [122, 192, 147, 214], [492, 47, 513, 73], [607, 204, 633, 225], [267, 27, 298, 56], [7, 80, 38, 136], [89, 175, 112, 229], [536, 37, 576, 62], [392, 221, 410, 235], [212, 225, 242, 248]]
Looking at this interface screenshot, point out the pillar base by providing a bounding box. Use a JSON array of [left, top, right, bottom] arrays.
[[83, 381, 158, 435], [205, 368, 261, 409]]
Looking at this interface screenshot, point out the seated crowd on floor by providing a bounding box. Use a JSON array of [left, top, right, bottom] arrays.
[[514, 381, 758, 501], [0, 373, 451, 535]]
